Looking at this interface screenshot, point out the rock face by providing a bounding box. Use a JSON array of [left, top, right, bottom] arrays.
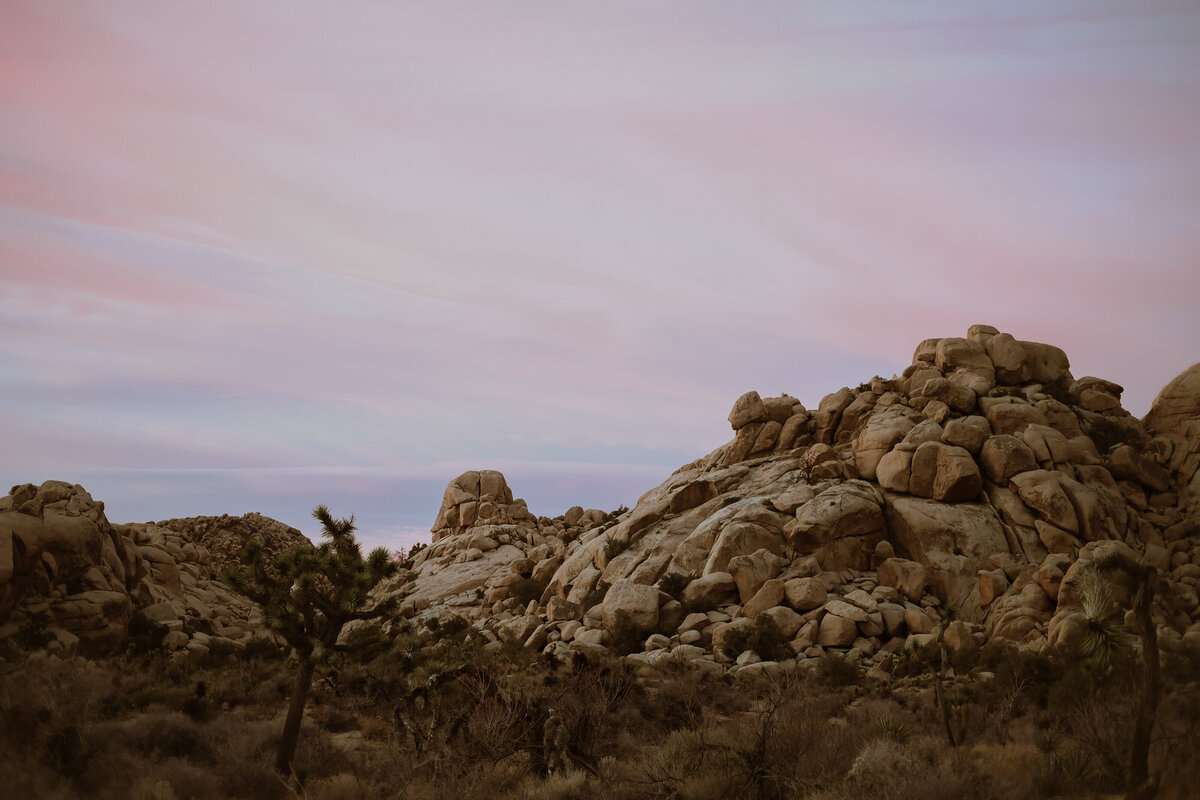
[[6, 327, 1199, 683], [376, 326, 1200, 680], [0, 482, 308, 657]]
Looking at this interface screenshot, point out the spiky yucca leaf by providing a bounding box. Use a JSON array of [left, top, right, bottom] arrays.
[[1077, 567, 1133, 668]]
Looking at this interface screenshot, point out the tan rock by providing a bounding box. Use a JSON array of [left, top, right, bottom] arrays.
[[728, 548, 785, 603], [602, 579, 660, 635], [669, 480, 718, 513], [986, 333, 1028, 384], [758, 605, 805, 639], [977, 569, 1009, 607], [681, 572, 738, 609], [979, 435, 1038, 484], [877, 557, 927, 602], [1010, 470, 1079, 533], [823, 599, 868, 623], [884, 497, 1009, 620], [984, 400, 1050, 436], [728, 391, 767, 430], [931, 445, 982, 502], [788, 483, 884, 548], [853, 405, 921, 480], [705, 522, 785, 575], [921, 377, 977, 412], [935, 337, 994, 383], [942, 416, 991, 455], [546, 596, 581, 623], [1021, 340, 1072, 385], [784, 577, 828, 610], [817, 612, 859, 647], [741, 579, 786, 619], [876, 449, 913, 493]]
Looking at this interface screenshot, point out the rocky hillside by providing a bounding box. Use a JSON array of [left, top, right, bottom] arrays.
[[2, 324, 1198, 680], [383, 325, 1200, 679], [0, 487, 309, 659]]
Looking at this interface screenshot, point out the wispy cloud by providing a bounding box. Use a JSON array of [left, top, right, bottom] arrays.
[[3, 1, 1199, 532]]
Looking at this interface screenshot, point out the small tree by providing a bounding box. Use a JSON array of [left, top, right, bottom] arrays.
[[1076, 552, 1161, 799], [223, 505, 399, 775]]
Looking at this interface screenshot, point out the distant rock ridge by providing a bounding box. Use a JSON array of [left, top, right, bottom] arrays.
[[3, 325, 1199, 678], [152, 512, 310, 576], [0, 484, 307, 658]]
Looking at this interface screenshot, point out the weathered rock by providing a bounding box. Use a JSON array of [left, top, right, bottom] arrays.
[[681, 572, 738, 609], [741, 579, 786, 618], [910, 442, 982, 502], [984, 400, 1050, 436], [853, 405, 920, 480], [602, 579, 659, 635], [784, 576, 828, 610], [788, 483, 885, 548], [942, 416, 991, 455], [728, 549, 785, 603], [1010, 470, 1079, 534], [979, 435, 1039, 484], [817, 611, 859, 647], [877, 558, 927, 602], [729, 391, 767, 430], [885, 497, 1009, 620]]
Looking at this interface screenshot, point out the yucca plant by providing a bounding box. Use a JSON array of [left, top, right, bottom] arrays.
[[223, 505, 399, 776], [1073, 553, 1161, 796]]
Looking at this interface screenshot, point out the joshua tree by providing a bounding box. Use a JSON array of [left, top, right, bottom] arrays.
[[1076, 552, 1161, 799], [223, 505, 399, 775]]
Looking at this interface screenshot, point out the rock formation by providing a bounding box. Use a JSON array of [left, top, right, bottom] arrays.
[[3, 325, 1198, 680], [0, 483, 309, 658], [375, 325, 1200, 679]]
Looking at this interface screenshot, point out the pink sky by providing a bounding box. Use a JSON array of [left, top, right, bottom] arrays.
[[3, 2, 1199, 550]]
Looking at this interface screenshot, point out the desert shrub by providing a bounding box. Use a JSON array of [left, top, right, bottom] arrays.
[[816, 651, 860, 687], [582, 580, 611, 612], [657, 571, 692, 598], [509, 578, 548, 608], [238, 636, 287, 662], [602, 535, 629, 563]]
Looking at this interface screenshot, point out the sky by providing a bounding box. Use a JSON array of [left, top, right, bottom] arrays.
[[3, 2, 1199, 552]]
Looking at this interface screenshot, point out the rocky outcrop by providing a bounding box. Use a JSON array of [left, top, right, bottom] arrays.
[[6, 327, 1198, 684], [385, 326, 1200, 681], [0, 482, 307, 658]]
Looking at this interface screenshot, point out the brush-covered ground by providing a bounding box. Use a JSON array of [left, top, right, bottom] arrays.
[[4, 619, 1200, 800]]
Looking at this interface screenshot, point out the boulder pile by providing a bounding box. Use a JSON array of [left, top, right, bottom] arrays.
[[383, 326, 1200, 679], [0, 483, 308, 658], [4, 326, 1197, 680]]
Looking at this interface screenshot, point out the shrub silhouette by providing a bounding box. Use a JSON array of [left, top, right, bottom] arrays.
[[223, 505, 399, 776]]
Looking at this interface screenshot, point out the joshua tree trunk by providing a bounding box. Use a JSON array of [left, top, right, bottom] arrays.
[[276, 656, 317, 775], [1128, 574, 1160, 798]]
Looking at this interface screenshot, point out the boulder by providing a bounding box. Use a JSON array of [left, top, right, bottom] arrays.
[[728, 549, 785, 603], [885, 497, 1009, 620], [602, 579, 660, 635], [741, 579, 786, 619], [979, 435, 1039, 484], [729, 391, 767, 430], [877, 558, 927, 602], [817, 611, 859, 647], [1010, 470, 1079, 534], [681, 572, 738, 609], [910, 442, 982, 502], [942, 416, 991, 455], [788, 484, 885, 548], [784, 577, 828, 610], [853, 405, 920, 480], [983, 400, 1050, 436]]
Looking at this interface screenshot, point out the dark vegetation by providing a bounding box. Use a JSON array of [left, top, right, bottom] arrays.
[[4, 614, 1199, 800]]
